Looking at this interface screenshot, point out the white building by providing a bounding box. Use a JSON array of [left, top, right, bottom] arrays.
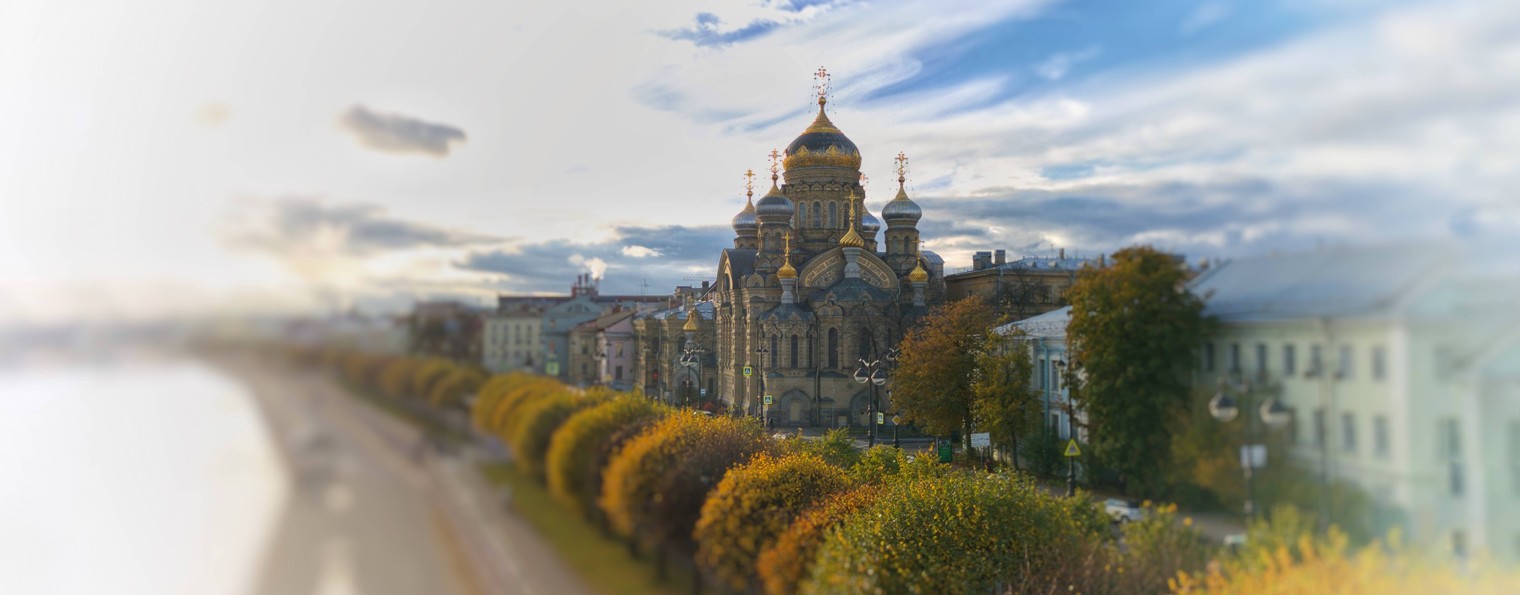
[[996, 307, 1083, 441], [1192, 243, 1520, 560]]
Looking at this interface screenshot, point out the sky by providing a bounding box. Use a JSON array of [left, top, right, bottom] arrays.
[[1, 0, 1515, 324]]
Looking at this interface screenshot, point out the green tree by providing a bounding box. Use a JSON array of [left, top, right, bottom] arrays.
[[893, 297, 996, 451], [971, 328, 1039, 469], [1067, 246, 1209, 495]]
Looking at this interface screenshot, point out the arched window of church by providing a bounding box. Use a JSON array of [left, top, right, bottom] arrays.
[[828, 202, 837, 229], [797, 203, 807, 228], [769, 334, 778, 368], [807, 336, 814, 367], [827, 328, 839, 369], [812, 201, 822, 228], [789, 335, 799, 368]]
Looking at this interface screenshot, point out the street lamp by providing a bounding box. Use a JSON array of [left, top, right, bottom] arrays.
[[854, 348, 896, 448], [755, 343, 771, 424], [1211, 377, 1291, 518]]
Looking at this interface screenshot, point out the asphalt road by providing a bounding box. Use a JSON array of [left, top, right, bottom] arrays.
[[224, 354, 588, 595]]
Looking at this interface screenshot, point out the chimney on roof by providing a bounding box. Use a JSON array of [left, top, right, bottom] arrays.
[[702, 280, 710, 291], [994, 250, 1006, 266], [1059, 247, 1065, 259], [973, 251, 991, 271]]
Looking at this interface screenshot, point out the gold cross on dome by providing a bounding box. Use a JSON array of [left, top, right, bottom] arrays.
[[814, 67, 831, 104], [768, 149, 782, 176], [895, 152, 909, 182], [744, 169, 754, 195]]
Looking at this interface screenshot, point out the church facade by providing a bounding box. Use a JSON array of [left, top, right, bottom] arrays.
[[688, 79, 945, 427]]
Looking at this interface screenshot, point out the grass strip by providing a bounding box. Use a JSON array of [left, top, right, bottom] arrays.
[[479, 463, 692, 595]]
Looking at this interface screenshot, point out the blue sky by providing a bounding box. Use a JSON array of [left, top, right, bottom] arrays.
[[0, 0, 1514, 322]]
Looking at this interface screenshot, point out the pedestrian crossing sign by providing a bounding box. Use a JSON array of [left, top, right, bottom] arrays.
[[1064, 439, 1082, 457], [763, 395, 773, 405], [743, 366, 753, 377]]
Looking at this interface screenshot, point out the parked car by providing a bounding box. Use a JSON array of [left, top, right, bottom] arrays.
[[1104, 498, 1145, 524]]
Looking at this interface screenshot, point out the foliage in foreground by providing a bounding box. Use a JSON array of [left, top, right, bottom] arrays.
[[545, 396, 667, 519], [694, 453, 851, 592], [757, 484, 883, 595]]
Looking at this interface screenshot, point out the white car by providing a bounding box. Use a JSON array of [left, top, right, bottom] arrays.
[[1104, 498, 1145, 524]]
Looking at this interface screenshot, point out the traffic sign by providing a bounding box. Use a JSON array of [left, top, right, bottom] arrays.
[[970, 432, 990, 448], [876, 412, 885, 425], [700, 388, 708, 397], [763, 395, 773, 405], [1064, 439, 1082, 457], [743, 366, 753, 377]]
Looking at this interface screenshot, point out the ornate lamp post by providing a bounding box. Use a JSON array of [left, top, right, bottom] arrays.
[[853, 348, 897, 448], [1210, 377, 1292, 518], [755, 343, 771, 423]]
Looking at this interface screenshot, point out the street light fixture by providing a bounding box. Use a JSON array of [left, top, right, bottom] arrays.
[[1211, 377, 1291, 519], [755, 343, 770, 423], [853, 348, 897, 448]]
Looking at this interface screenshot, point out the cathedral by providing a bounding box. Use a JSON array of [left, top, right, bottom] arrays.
[[698, 70, 945, 427]]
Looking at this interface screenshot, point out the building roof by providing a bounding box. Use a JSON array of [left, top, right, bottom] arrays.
[[1191, 243, 1453, 322], [998, 306, 1070, 339]]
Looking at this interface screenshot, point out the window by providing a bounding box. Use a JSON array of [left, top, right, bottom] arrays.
[[1284, 344, 1297, 376], [770, 335, 779, 368], [807, 338, 814, 368], [616, 343, 624, 357], [1313, 408, 1327, 447], [1342, 413, 1357, 452], [797, 203, 808, 227], [1374, 415, 1389, 458], [1229, 343, 1241, 372], [1255, 343, 1268, 375], [1310, 345, 1324, 375], [827, 328, 839, 369], [615, 365, 624, 380], [1372, 346, 1386, 381], [1204, 342, 1216, 372], [1039, 359, 1048, 389], [812, 201, 821, 228], [1442, 417, 1461, 459], [828, 202, 837, 228], [789, 335, 799, 369], [1338, 345, 1353, 379]]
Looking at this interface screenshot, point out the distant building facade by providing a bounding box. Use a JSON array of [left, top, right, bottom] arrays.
[[945, 249, 1098, 321]]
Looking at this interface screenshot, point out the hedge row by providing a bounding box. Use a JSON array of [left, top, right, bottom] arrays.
[[301, 348, 486, 409]]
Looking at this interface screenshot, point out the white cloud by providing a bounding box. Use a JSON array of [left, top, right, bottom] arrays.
[[1033, 46, 1102, 81], [621, 245, 662, 258]]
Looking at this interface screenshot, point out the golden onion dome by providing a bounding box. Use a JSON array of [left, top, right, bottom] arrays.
[[908, 258, 929, 283], [778, 231, 798, 279], [839, 192, 866, 248], [783, 97, 862, 171], [683, 311, 700, 332]]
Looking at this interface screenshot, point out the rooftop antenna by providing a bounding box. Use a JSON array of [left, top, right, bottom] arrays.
[[640, 278, 649, 296]]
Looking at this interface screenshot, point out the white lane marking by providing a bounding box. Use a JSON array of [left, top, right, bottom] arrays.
[[313, 536, 357, 595]]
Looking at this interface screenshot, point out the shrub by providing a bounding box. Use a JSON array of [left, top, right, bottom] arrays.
[[694, 453, 851, 592], [509, 390, 597, 482], [599, 414, 775, 552], [545, 396, 667, 517], [785, 428, 860, 469], [804, 473, 1107, 594], [378, 357, 423, 398], [427, 367, 485, 408], [757, 485, 883, 595], [847, 445, 907, 484], [410, 358, 455, 399], [472, 373, 533, 429], [489, 377, 563, 436]]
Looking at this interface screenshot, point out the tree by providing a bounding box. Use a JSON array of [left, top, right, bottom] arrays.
[[892, 297, 996, 450], [971, 328, 1039, 469], [545, 396, 667, 519], [1066, 246, 1209, 495]]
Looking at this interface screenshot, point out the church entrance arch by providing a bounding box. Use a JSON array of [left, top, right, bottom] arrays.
[[777, 389, 810, 427]]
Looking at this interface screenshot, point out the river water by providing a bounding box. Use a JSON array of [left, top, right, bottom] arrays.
[[0, 356, 287, 595]]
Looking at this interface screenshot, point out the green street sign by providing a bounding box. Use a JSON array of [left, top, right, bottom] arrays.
[[743, 365, 753, 377], [876, 412, 885, 425], [1064, 439, 1082, 457], [546, 362, 560, 376], [763, 395, 773, 405]]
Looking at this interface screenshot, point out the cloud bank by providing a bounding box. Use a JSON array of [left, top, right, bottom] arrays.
[[337, 105, 467, 157]]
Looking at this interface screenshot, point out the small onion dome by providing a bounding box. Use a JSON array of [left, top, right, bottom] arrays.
[[783, 99, 862, 170], [683, 311, 699, 332], [731, 197, 758, 235], [908, 258, 929, 283], [882, 184, 922, 226], [777, 255, 798, 280], [860, 208, 881, 236], [755, 183, 794, 221], [839, 223, 866, 248]]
